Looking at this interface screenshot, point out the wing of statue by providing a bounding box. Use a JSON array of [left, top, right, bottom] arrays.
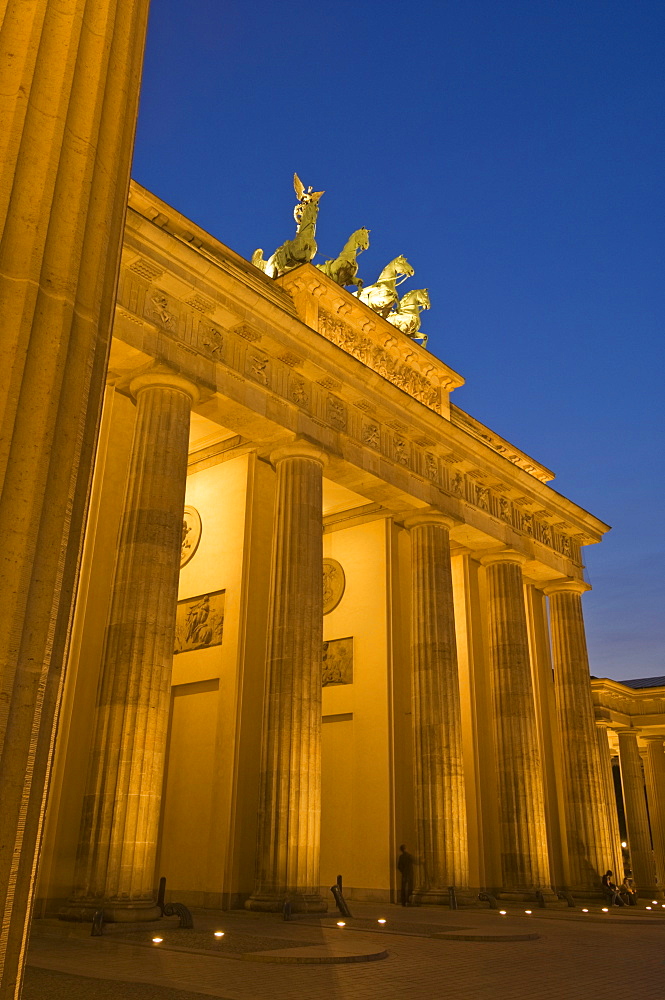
[[293, 173, 305, 202]]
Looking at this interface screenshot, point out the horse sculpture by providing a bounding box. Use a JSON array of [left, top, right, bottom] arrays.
[[386, 288, 430, 346], [252, 174, 325, 278], [356, 255, 414, 317], [316, 227, 370, 290]]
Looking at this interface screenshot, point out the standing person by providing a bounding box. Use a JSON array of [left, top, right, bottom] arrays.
[[397, 844, 414, 906]]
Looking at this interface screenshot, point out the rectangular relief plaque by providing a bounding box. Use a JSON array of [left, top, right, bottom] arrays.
[[174, 590, 225, 654], [322, 637, 353, 686]]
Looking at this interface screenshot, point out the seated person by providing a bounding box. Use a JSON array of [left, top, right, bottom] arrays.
[[601, 870, 624, 906], [620, 873, 637, 906]]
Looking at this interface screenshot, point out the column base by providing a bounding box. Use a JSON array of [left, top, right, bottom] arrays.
[[637, 888, 665, 901], [411, 888, 478, 907], [245, 892, 327, 913], [59, 901, 162, 923], [497, 888, 557, 904]]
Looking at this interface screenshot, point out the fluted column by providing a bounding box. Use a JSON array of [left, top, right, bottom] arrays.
[[617, 729, 660, 898], [595, 724, 624, 878], [0, 1, 150, 989], [644, 737, 665, 890], [404, 512, 469, 902], [481, 551, 553, 899], [66, 371, 198, 920], [247, 440, 327, 912], [545, 580, 616, 892]]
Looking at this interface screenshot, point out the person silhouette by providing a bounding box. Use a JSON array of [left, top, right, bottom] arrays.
[[397, 844, 414, 906]]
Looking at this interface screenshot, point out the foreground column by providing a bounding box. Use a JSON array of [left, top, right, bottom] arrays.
[[545, 580, 616, 892], [247, 440, 327, 912], [595, 724, 624, 878], [404, 512, 469, 903], [481, 551, 554, 899], [0, 1, 151, 990], [644, 737, 665, 890], [66, 371, 198, 920], [617, 729, 661, 899]]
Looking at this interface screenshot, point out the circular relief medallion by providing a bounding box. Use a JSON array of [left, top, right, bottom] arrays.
[[181, 506, 202, 567], [323, 558, 345, 615]]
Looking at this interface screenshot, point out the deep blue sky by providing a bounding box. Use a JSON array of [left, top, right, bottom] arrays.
[[132, 0, 664, 681]]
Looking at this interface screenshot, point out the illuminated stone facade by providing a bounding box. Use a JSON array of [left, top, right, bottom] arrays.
[[28, 181, 665, 921]]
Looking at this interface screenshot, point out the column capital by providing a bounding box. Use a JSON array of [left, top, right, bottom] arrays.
[[543, 578, 591, 597], [642, 735, 665, 745], [129, 367, 200, 404], [403, 508, 457, 532], [616, 727, 641, 740], [479, 548, 527, 568], [270, 438, 328, 469]]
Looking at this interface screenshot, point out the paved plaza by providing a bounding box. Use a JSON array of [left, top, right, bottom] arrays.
[[25, 901, 665, 999]]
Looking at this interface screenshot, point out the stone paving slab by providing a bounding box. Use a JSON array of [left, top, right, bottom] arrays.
[[24, 967, 234, 1000], [26, 902, 665, 1000]]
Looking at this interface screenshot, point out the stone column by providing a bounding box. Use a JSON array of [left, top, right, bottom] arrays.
[[643, 737, 665, 890], [404, 512, 469, 903], [66, 371, 198, 921], [545, 580, 616, 892], [247, 440, 327, 912], [481, 551, 554, 899], [617, 729, 661, 898], [595, 725, 624, 878], [0, 1, 150, 989]]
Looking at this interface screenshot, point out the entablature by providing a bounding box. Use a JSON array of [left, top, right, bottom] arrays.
[[115, 182, 610, 579], [592, 678, 665, 737]]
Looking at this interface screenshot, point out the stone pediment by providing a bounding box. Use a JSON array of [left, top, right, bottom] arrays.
[[276, 265, 464, 418]]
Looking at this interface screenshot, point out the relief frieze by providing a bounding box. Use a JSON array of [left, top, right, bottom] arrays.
[[327, 395, 347, 430], [424, 453, 439, 482], [148, 290, 176, 329], [246, 354, 270, 386], [174, 590, 225, 654], [451, 472, 465, 496], [289, 375, 310, 407], [318, 309, 441, 413], [322, 637, 353, 686], [362, 422, 380, 449], [199, 324, 224, 359], [394, 436, 410, 467]]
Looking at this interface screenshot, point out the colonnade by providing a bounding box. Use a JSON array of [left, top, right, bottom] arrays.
[[57, 379, 651, 914]]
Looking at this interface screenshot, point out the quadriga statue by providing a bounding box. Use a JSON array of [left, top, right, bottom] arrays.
[[356, 255, 413, 317], [316, 227, 370, 290], [386, 289, 430, 347], [252, 174, 324, 278]]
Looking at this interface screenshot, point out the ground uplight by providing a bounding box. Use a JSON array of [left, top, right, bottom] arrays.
[[646, 906, 652, 910], [582, 908, 589, 913], [601, 908, 609, 913], [377, 919, 386, 924], [214, 931, 224, 938], [152, 937, 163, 943], [524, 910, 532, 915], [499, 910, 507, 916], [336, 921, 346, 927]]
